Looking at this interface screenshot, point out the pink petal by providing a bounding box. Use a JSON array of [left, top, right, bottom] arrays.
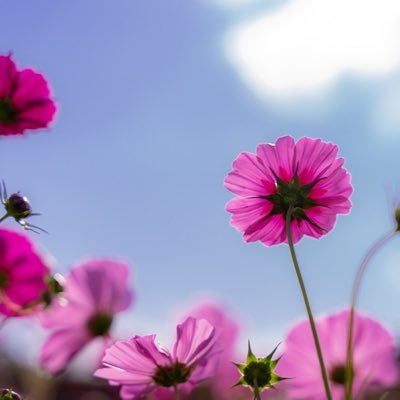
[[295, 137, 338, 183], [226, 197, 273, 233], [256, 136, 296, 182], [11, 69, 52, 108], [224, 151, 275, 197], [173, 317, 217, 366], [64, 259, 133, 314], [0, 56, 17, 98], [17, 100, 56, 129], [99, 335, 168, 378], [119, 383, 156, 400], [40, 328, 91, 374]]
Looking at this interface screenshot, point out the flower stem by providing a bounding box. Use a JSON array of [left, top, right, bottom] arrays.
[[0, 213, 9, 223], [253, 378, 261, 400], [285, 207, 332, 400], [174, 385, 180, 400], [345, 230, 396, 400]]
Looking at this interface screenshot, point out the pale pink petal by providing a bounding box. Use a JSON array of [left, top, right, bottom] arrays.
[[64, 259, 133, 314], [40, 328, 91, 374], [120, 383, 156, 400], [173, 317, 216, 366]]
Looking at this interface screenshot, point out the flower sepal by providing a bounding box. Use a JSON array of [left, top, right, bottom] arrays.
[[233, 341, 287, 397]]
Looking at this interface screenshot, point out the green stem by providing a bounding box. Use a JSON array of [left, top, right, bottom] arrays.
[[253, 378, 261, 400], [174, 385, 180, 400], [0, 213, 9, 223], [378, 388, 400, 400], [345, 230, 395, 400], [285, 207, 332, 400]]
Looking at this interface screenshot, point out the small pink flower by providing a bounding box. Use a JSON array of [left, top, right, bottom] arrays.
[[0, 55, 56, 136], [180, 303, 242, 399], [224, 136, 352, 245], [95, 317, 219, 400], [277, 310, 398, 400], [40, 259, 133, 375], [0, 228, 49, 316]]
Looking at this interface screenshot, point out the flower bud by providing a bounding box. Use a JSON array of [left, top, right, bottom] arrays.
[[394, 207, 400, 232], [5, 193, 32, 220], [233, 342, 287, 396], [42, 274, 65, 307], [0, 389, 21, 400]]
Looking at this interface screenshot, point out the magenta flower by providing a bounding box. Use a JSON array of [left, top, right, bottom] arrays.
[[224, 136, 352, 245], [277, 310, 398, 399], [0, 55, 56, 136], [40, 259, 133, 375], [95, 317, 219, 400], [0, 228, 49, 316]]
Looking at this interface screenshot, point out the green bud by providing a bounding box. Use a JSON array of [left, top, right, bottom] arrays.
[[0, 389, 21, 400], [42, 274, 65, 308], [233, 341, 287, 398], [394, 207, 400, 232]]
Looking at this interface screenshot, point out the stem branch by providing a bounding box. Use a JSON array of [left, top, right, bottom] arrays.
[[345, 230, 395, 400], [0, 213, 9, 223]]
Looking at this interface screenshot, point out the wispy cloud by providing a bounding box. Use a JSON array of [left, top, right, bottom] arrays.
[[225, 0, 400, 98]]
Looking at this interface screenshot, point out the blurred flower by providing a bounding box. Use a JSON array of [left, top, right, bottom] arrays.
[[0, 228, 49, 316], [0, 181, 46, 233], [234, 342, 286, 398], [95, 317, 219, 400], [0, 55, 56, 136], [40, 259, 133, 375], [224, 136, 352, 245], [185, 303, 242, 399], [277, 310, 397, 399], [151, 302, 243, 400], [0, 389, 21, 400]]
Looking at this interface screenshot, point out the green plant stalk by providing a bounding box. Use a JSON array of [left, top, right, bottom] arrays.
[[253, 377, 261, 400], [285, 207, 332, 400], [345, 230, 395, 400], [0, 213, 9, 223], [174, 385, 180, 400]]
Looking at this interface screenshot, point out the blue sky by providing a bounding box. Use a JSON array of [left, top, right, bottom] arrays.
[[1, 0, 400, 364]]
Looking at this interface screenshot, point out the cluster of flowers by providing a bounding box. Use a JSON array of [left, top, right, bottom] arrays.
[[0, 54, 398, 400]]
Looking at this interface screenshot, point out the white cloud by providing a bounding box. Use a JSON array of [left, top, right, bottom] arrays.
[[226, 0, 400, 97]]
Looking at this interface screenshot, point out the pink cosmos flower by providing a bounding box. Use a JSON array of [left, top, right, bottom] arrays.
[[277, 310, 398, 400], [0, 55, 56, 135], [224, 136, 352, 245], [40, 259, 133, 375], [0, 228, 49, 316], [95, 317, 219, 400], [183, 303, 245, 399], [152, 303, 243, 400]]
